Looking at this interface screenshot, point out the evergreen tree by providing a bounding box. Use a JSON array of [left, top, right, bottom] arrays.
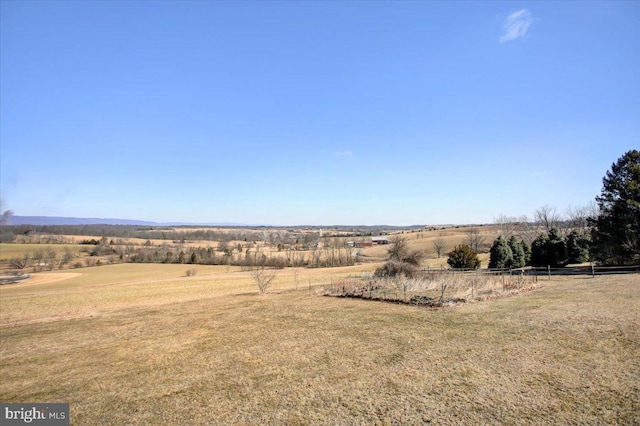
[[548, 228, 568, 267], [531, 232, 549, 266], [531, 229, 568, 267], [521, 240, 532, 265], [509, 236, 526, 268], [447, 244, 481, 269], [566, 230, 591, 264], [591, 149, 640, 265], [488, 236, 513, 269]]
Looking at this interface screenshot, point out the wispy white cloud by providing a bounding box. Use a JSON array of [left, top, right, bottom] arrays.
[[333, 150, 353, 158], [500, 9, 533, 43]]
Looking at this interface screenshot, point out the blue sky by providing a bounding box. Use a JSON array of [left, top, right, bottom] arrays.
[[1, 1, 638, 225]]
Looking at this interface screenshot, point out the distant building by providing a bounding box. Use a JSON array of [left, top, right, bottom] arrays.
[[372, 236, 389, 245], [346, 237, 388, 247], [346, 241, 373, 248]]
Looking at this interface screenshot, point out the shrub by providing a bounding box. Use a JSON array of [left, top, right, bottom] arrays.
[[251, 267, 277, 294], [374, 237, 425, 278], [374, 260, 419, 278], [447, 244, 481, 269], [185, 268, 197, 277], [386, 237, 424, 265], [9, 255, 30, 270]]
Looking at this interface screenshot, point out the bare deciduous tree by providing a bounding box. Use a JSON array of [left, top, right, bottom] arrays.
[[9, 255, 30, 270], [432, 237, 446, 258], [515, 215, 539, 245], [251, 267, 277, 294], [61, 249, 75, 266], [387, 236, 410, 261], [387, 236, 424, 266], [494, 214, 519, 239], [535, 205, 560, 232], [46, 249, 57, 271], [466, 228, 485, 253], [565, 203, 597, 234]]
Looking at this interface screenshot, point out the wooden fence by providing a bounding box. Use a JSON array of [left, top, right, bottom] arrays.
[[425, 265, 640, 279]]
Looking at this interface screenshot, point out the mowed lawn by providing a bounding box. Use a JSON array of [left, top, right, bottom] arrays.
[[0, 264, 638, 425]]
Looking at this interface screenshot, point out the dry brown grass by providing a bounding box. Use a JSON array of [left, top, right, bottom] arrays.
[[358, 226, 501, 264], [0, 264, 375, 327], [0, 243, 84, 261], [325, 270, 540, 304], [0, 265, 638, 425]]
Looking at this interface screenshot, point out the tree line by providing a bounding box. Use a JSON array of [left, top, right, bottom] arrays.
[[6, 237, 357, 271], [486, 228, 590, 269], [435, 149, 638, 270]]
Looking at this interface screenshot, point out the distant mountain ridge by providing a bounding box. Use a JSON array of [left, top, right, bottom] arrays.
[[4, 216, 440, 229], [7, 216, 246, 227]]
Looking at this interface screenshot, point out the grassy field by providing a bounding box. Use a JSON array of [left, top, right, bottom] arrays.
[[358, 225, 501, 261], [0, 243, 84, 260], [0, 264, 638, 424]]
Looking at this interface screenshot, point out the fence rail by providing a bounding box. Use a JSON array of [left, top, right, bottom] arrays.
[[424, 265, 640, 278]]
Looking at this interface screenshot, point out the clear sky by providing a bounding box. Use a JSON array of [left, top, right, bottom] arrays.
[[1, 1, 638, 225]]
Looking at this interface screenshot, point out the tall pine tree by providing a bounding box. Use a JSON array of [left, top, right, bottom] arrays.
[[591, 150, 640, 265]]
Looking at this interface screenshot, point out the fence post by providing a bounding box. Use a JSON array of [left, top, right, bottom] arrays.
[[591, 264, 595, 277], [547, 265, 551, 281]]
